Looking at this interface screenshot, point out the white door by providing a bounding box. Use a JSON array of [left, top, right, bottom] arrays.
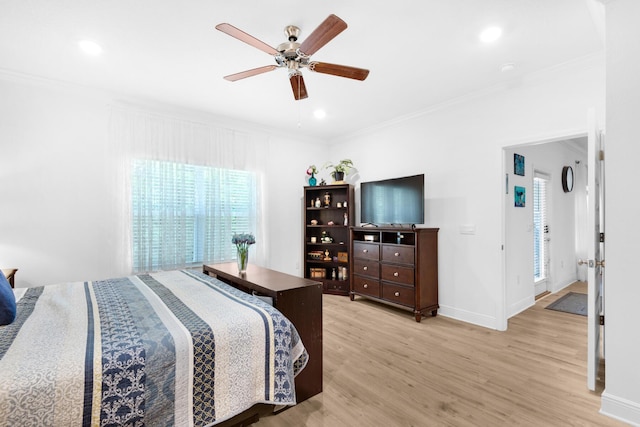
[[533, 172, 550, 296], [586, 109, 604, 391]]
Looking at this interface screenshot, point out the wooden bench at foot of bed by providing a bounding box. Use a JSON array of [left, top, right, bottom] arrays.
[[203, 262, 323, 425]]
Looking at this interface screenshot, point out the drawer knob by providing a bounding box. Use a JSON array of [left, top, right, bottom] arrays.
[[363, 249, 368, 253], [363, 266, 368, 271], [394, 291, 400, 297], [393, 272, 399, 277], [394, 252, 400, 257], [364, 283, 369, 289]]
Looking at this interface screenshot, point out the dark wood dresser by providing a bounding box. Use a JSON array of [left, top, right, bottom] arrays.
[[349, 227, 439, 322]]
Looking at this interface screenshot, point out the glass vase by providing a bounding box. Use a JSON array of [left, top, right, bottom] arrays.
[[237, 248, 249, 274], [309, 173, 317, 186]]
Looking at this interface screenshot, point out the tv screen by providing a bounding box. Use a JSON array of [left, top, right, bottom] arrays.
[[360, 174, 425, 226]]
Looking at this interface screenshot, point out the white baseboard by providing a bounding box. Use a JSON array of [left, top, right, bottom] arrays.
[[508, 296, 534, 319], [552, 278, 579, 293], [601, 390, 640, 426], [438, 305, 500, 330]]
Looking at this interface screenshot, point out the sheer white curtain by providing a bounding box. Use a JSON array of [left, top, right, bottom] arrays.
[[108, 105, 266, 273]]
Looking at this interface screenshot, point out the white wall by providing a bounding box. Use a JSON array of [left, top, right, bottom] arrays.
[[330, 57, 604, 330], [600, 0, 640, 424], [0, 78, 118, 286], [504, 141, 587, 317], [0, 75, 325, 287], [261, 133, 326, 275]]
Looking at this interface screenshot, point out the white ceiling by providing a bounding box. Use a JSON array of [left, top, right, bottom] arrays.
[[0, 0, 603, 140]]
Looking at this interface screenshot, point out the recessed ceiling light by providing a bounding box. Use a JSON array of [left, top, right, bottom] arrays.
[[314, 109, 326, 120], [501, 63, 516, 72], [78, 40, 103, 56], [479, 27, 502, 43]]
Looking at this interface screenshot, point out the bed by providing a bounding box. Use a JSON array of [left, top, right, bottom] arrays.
[[0, 269, 308, 426]]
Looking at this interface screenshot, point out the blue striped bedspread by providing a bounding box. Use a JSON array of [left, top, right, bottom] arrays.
[[0, 269, 308, 426]]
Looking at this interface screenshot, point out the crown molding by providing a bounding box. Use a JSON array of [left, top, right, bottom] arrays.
[[0, 67, 325, 145], [332, 52, 604, 144]]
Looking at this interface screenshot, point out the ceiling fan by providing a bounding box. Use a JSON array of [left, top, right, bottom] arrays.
[[215, 14, 369, 100]]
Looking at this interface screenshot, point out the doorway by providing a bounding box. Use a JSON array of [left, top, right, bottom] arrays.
[[503, 136, 587, 319]]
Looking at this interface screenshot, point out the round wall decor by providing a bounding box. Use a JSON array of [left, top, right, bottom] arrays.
[[562, 166, 574, 193]]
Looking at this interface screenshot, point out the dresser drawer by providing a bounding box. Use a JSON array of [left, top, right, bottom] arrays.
[[354, 242, 380, 261], [324, 281, 350, 294], [380, 264, 414, 286], [382, 245, 414, 264], [381, 283, 414, 307], [352, 275, 380, 297], [354, 259, 380, 278]]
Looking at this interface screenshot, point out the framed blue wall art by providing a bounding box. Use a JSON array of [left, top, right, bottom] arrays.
[[514, 153, 525, 176], [514, 186, 526, 207]]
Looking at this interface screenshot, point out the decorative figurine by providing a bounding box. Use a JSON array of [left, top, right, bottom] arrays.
[[324, 249, 331, 261], [323, 191, 331, 207], [321, 230, 333, 243]]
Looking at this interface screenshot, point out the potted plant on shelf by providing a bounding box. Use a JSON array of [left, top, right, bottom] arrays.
[[323, 159, 354, 183]]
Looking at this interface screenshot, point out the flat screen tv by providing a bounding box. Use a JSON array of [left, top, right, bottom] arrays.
[[360, 174, 425, 226]]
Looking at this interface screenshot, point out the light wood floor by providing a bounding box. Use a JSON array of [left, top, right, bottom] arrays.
[[257, 282, 627, 426]]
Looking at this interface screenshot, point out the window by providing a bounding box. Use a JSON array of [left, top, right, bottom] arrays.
[[533, 174, 549, 282], [131, 159, 258, 272]]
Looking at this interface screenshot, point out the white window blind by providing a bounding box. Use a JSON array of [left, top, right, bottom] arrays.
[[131, 159, 257, 272], [533, 174, 549, 281]]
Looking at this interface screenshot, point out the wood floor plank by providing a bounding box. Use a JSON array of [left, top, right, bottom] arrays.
[[256, 282, 625, 426]]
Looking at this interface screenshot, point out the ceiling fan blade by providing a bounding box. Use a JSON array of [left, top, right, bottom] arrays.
[[223, 65, 278, 82], [309, 62, 370, 81], [297, 14, 348, 57], [290, 73, 308, 100], [216, 23, 279, 56]]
